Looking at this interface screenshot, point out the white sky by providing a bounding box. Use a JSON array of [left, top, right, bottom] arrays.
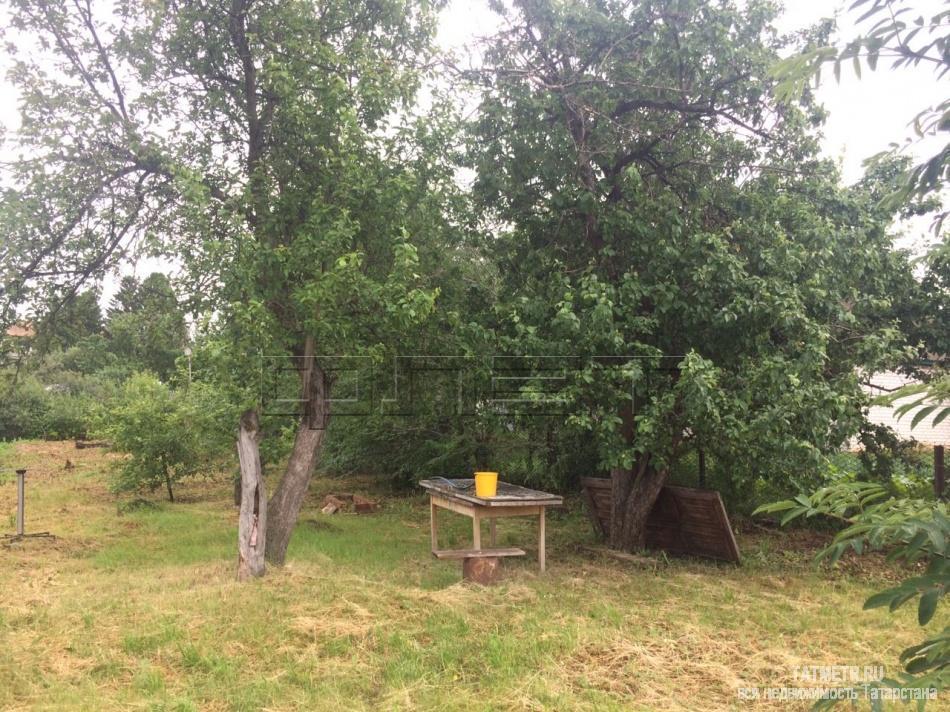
[[0, 0, 945, 304]]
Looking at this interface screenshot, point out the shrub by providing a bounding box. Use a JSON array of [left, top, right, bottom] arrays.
[[98, 373, 236, 501], [0, 377, 50, 440], [40, 392, 93, 440], [0, 371, 123, 442]]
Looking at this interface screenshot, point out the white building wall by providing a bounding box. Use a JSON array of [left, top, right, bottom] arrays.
[[864, 371, 950, 445]]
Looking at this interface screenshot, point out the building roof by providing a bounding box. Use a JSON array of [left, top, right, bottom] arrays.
[[4, 323, 35, 338]]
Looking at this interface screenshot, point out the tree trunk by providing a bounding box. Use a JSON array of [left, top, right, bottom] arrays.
[[264, 338, 330, 565], [619, 465, 668, 550], [264, 421, 326, 564], [609, 402, 637, 547], [609, 458, 670, 552], [162, 459, 174, 502], [236, 409, 266, 580]]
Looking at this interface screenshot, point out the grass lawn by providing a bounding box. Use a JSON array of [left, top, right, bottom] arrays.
[[0, 441, 933, 711]]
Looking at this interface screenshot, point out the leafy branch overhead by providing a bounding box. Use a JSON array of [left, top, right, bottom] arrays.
[[756, 481, 949, 695], [771, 0, 949, 228]]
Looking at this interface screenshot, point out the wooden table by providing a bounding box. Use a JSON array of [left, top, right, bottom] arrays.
[[419, 478, 563, 572]]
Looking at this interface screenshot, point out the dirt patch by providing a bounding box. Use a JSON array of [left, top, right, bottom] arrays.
[[3, 441, 121, 484]]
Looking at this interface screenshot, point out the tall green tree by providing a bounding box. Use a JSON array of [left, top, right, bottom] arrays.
[[470, 0, 911, 551], [1, 0, 451, 571], [108, 276, 146, 318], [773, 0, 950, 426], [105, 273, 187, 380], [33, 287, 103, 352]]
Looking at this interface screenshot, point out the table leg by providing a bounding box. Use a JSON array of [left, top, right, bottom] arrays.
[[538, 508, 546, 572], [472, 515, 481, 550], [430, 500, 438, 552], [489, 518, 497, 547]]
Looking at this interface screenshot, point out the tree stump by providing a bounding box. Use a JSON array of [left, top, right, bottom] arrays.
[[462, 556, 501, 585]]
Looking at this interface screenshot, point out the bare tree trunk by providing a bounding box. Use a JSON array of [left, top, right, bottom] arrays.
[[609, 402, 637, 547], [264, 422, 326, 564], [264, 337, 330, 565], [236, 409, 266, 580], [609, 464, 634, 546], [237, 410, 267, 581]]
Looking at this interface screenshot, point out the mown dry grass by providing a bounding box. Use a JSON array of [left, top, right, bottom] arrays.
[[0, 441, 937, 710]]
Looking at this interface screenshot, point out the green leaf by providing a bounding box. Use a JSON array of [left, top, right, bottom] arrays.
[[865, 589, 897, 610], [918, 588, 939, 625], [752, 500, 796, 515], [780, 506, 809, 526], [856, 3, 885, 23], [932, 407, 950, 427], [911, 405, 939, 430], [889, 589, 919, 613]]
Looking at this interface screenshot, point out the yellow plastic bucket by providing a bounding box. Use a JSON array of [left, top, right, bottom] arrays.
[[474, 471, 498, 498]]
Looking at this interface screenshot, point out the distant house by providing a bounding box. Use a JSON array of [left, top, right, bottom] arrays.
[[864, 370, 950, 445], [4, 323, 35, 338], [2, 322, 35, 361]]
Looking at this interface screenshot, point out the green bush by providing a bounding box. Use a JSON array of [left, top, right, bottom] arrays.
[[0, 377, 50, 440], [0, 367, 123, 441], [41, 391, 97, 440], [98, 373, 236, 501]]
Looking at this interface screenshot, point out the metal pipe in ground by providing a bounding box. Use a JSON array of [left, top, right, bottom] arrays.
[[15, 469, 25, 537]]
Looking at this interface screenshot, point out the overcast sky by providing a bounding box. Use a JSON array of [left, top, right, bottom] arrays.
[[0, 0, 945, 303]]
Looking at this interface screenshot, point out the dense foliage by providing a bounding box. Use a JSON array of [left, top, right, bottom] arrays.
[[0, 272, 186, 441], [461, 0, 918, 549], [0, 0, 944, 562]]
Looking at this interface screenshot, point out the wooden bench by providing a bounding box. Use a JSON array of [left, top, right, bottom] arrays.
[[431, 547, 526, 560], [432, 547, 526, 584]]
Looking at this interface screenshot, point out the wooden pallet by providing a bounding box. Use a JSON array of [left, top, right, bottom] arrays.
[[582, 477, 740, 563]]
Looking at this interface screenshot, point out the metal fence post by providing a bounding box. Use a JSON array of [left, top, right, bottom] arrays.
[[15, 469, 25, 537]]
